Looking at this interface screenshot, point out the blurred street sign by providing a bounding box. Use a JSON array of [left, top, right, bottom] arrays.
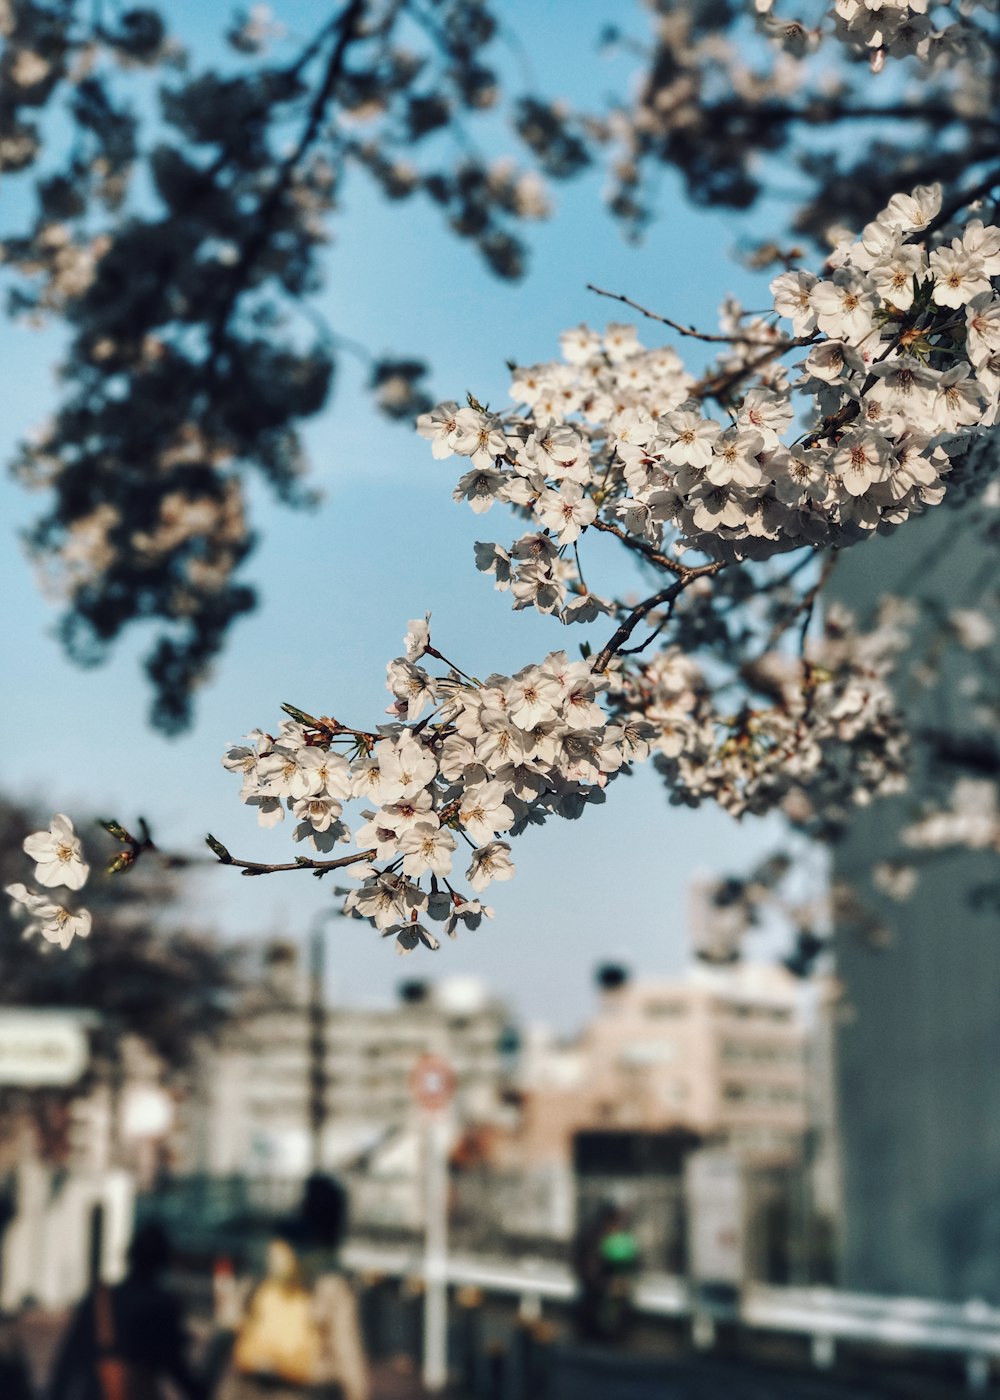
[[0, 1009, 89, 1087], [410, 1053, 456, 1114], [685, 1148, 746, 1287], [121, 1084, 174, 1140]]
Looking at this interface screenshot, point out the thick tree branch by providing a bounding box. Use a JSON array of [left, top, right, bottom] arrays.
[[208, 0, 368, 356]]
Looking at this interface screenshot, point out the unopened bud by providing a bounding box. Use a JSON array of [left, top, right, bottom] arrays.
[[205, 833, 233, 864], [281, 702, 322, 727], [100, 819, 133, 844]]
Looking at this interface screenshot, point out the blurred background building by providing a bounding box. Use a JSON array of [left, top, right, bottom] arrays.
[[1, 920, 841, 1303], [176, 943, 516, 1179], [506, 963, 810, 1165]]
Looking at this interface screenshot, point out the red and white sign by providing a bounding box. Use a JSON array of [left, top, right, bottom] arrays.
[[410, 1053, 456, 1113]]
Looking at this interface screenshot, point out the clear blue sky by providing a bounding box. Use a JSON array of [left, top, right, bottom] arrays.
[[0, 1, 793, 1029]]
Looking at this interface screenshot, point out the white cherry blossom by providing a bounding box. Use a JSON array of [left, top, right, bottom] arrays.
[[6, 883, 92, 948], [22, 814, 89, 891], [398, 822, 456, 878], [467, 841, 516, 891]]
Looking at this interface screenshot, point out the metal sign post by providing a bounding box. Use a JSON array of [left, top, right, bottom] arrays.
[[411, 1054, 456, 1394], [423, 1110, 449, 1393]]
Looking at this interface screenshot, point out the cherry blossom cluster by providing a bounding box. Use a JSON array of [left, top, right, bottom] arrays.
[[605, 597, 909, 826], [868, 596, 1000, 866], [409, 182, 1000, 866], [222, 620, 653, 953], [420, 183, 1000, 613], [5, 814, 92, 948], [903, 777, 1000, 853], [754, 0, 993, 64]]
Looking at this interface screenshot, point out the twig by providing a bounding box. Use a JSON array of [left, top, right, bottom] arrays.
[[587, 284, 795, 348], [618, 601, 676, 657], [755, 99, 1000, 132], [917, 728, 1000, 778], [921, 165, 1000, 239], [797, 550, 839, 657], [756, 550, 836, 652], [761, 549, 818, 594], [281, 703, 382, 746], [573, 541, 588, 592]]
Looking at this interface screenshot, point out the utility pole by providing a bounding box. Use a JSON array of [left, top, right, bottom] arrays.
[[307, 909, 337, 1175]]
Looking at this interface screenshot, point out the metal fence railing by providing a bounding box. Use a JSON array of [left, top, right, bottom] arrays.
[[340, 1239, 1000, 1394]]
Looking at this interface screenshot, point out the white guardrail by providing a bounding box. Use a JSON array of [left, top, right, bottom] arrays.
[[341, 1240, 1000, 1393]]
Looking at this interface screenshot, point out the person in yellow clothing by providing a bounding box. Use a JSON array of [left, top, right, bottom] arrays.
[[214, 1176, 369, 1400]]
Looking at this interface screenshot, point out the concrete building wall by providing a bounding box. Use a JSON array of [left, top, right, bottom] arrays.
[[831, 507, 1000, 1301]]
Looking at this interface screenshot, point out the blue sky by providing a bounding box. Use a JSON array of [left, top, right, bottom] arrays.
[[0, 1, 795, 1029]]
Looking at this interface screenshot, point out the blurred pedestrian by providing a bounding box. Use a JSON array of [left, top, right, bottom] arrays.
[[571, 1200, 640, 1345], [0, 1313, 34, 1400], [215, 1175, 368, 1400], [47, 1221, 207, 1400]]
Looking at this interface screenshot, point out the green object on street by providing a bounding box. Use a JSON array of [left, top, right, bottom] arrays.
[[600, 1230, 638, 1265]]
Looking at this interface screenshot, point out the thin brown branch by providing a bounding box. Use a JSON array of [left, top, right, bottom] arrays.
[[281, 703, 382, 747], [918, 729, 1000, 777], [589, 517, 688, 575], [763, 99, 1000, 132], [690, 337, 815, 405], [591, 562, 724, 673], [206, 838, 376, 878], [757, 549, 837, 653]]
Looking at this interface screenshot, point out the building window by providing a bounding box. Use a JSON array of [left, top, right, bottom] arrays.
[[645, 1000, 687, 1019]]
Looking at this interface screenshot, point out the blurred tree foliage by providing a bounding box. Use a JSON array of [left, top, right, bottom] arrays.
[[0, 794, 240, 1069]]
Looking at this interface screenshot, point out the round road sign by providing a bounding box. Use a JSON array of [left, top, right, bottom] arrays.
[[410, 1053, 456, 1112]]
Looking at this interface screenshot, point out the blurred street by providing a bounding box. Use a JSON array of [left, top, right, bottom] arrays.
[[11, 1298, 991, 1400], [2, 960, 999, 1398]]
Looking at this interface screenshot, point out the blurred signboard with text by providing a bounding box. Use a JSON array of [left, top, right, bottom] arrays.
[[0, 1009, 89, 1087]]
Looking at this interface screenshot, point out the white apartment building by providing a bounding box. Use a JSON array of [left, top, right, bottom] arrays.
[[176, 943, 514, 1178]]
